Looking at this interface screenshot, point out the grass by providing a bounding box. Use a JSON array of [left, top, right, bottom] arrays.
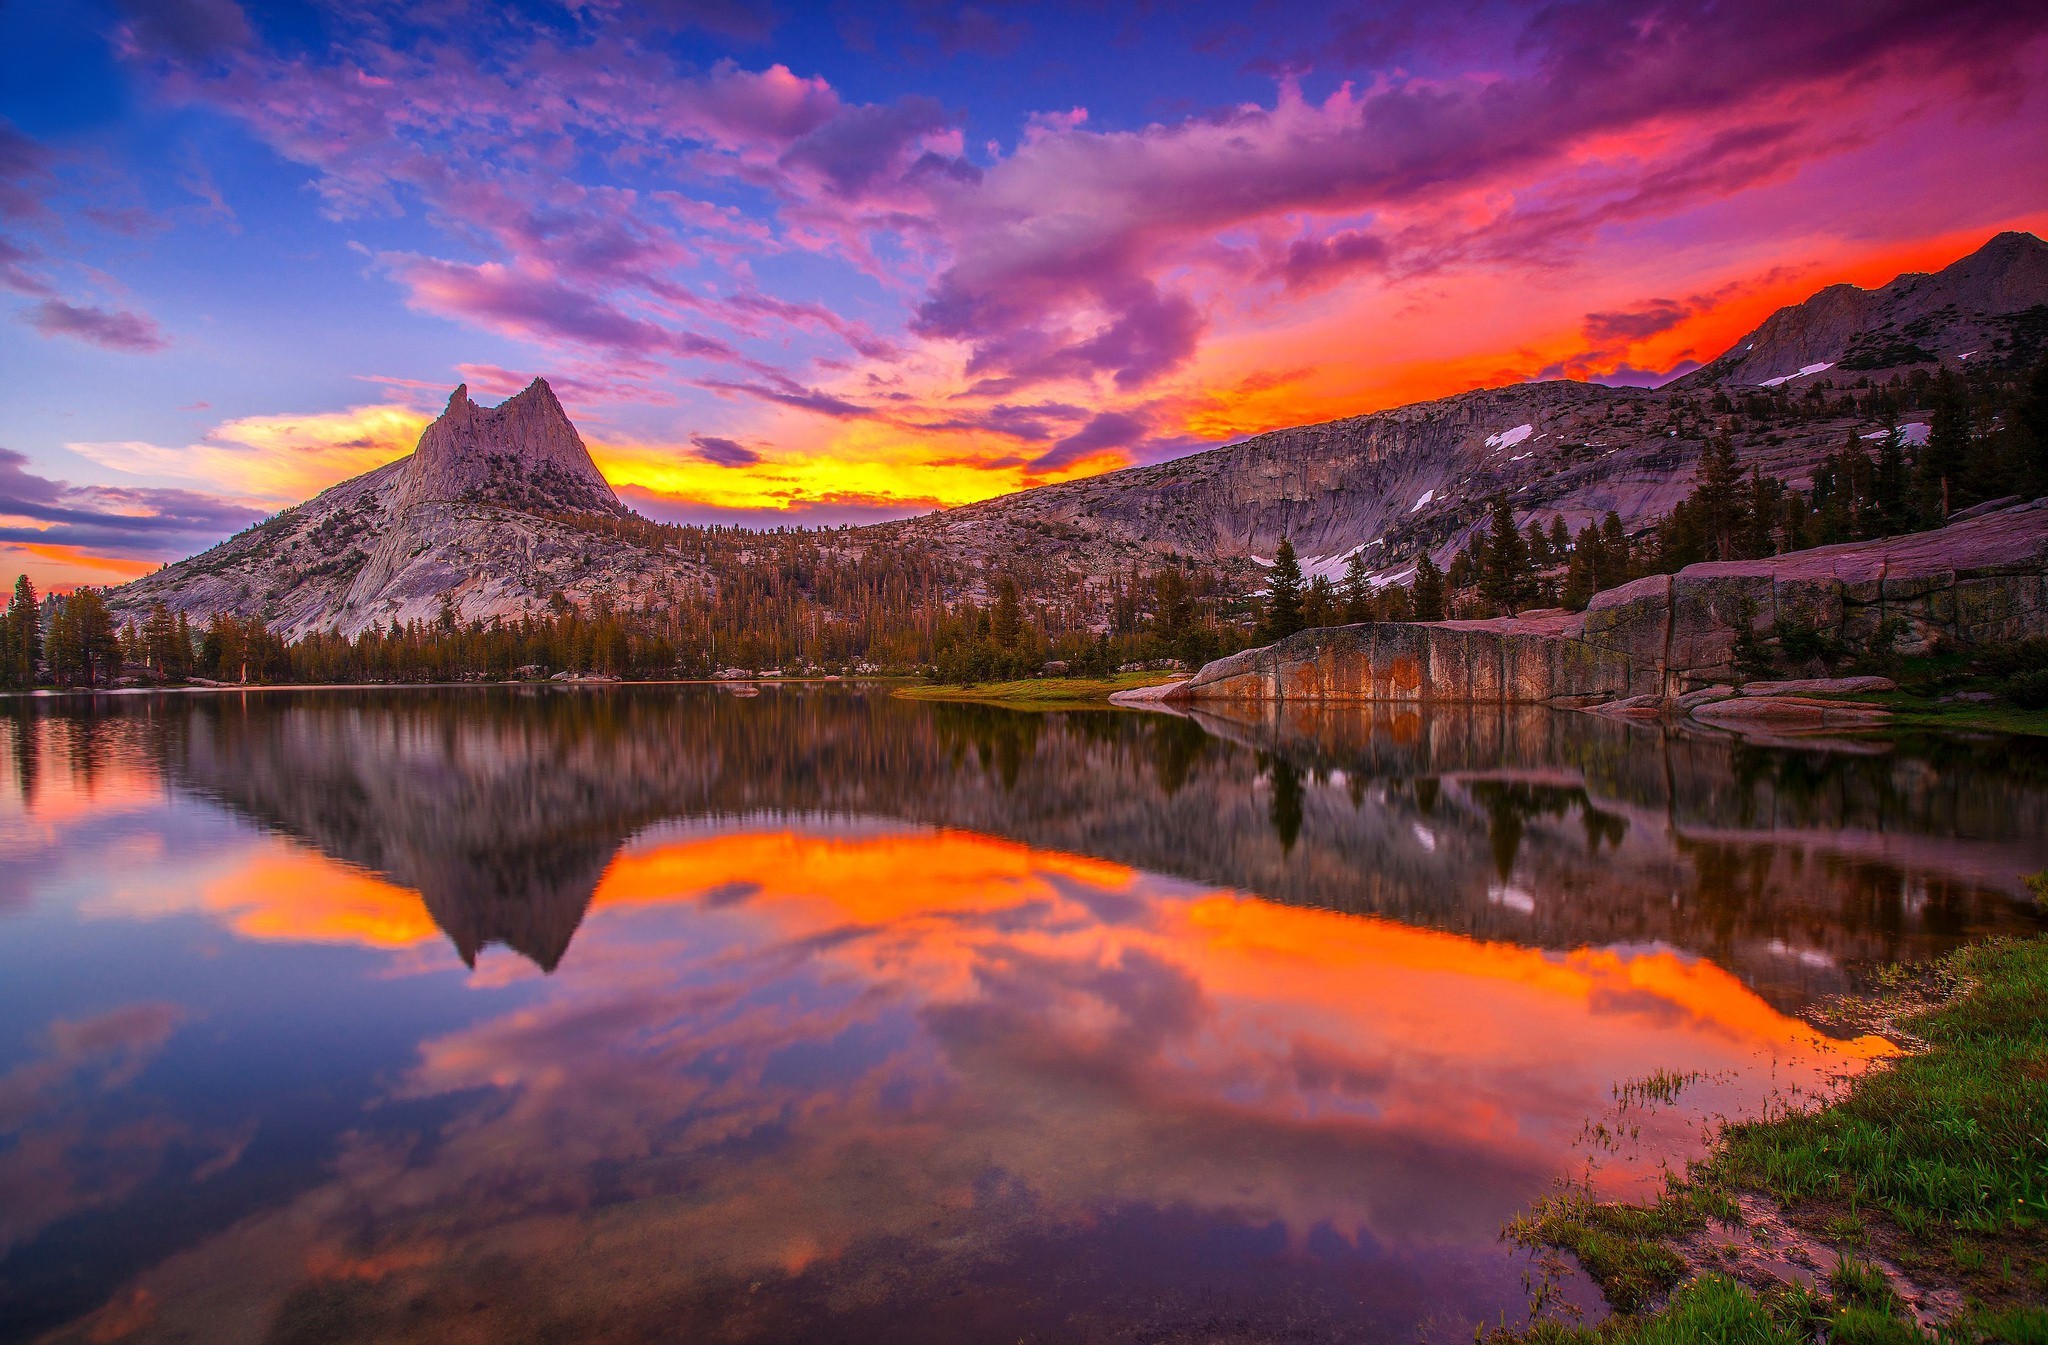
[[890, 670, 1181, 709], [1498, 931, 2048, 1343], [1855, 690, 2048, 739]]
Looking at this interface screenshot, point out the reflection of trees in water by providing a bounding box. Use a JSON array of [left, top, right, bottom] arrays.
[[1260, 753, 1303, 852], [1146, 717, 1211, 799], [1465, 781, 1630, 881], [2, 707, 35, 809], [7, 690, 2046, 1004]]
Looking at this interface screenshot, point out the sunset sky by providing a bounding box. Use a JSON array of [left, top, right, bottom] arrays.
[[3, 0, 2047, 589]]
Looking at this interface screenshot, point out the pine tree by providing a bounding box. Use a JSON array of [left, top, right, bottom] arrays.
[[2017, 353, 2048, 496], [1692, 435, 1747, 560], [1151, 567, 1194, 653], [1597, 512, 1629, 586], [1918, 370, 1970, 519], [1873, 417, 1910, 532], [3, 575, 39, 687], [1411, 554, 1445, 621], [1478, 495, 1532, 615], [1341, 551, 1373, 623], [1259, 538, 1305, 642], [990, 575, 1023, 651]]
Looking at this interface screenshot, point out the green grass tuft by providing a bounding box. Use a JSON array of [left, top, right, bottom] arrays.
[[892, 670, 1180, 709]]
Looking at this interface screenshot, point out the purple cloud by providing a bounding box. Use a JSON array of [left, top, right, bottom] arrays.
[[1583, 298, 1694, 343], [690, 434, 763, 466], [778, 95, 957, 199], [1267, 228, 1391, 293], [114, 0, 251, 61], [1035, 410, 1149, 471], [0, 448, 261, 555], [23, 299, 168, 352]]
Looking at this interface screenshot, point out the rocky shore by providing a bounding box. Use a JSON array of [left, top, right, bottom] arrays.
[[1148, 498, 2048, 728]]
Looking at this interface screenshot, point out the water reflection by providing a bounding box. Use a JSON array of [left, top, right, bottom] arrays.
[[1, 688, 2043, 1344]]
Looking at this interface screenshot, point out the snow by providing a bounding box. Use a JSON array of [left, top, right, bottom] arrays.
[[1298, 539, 1388, 581], [1370, 566, 1416, 591], [1860, 422, 1931, 446], [1507, 452, 1531, 462], [1959, 351, 1976, 361], [1484, 423, 1535, 450], [1487, 882, 1536, 914], [1410, 488, 1435, 512], [1756, 361, 1834, 389]]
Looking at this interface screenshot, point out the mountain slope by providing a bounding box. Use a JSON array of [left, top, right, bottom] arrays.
[[1674, 230, 2048, 389], [113, 379, 708, 638], [879, 231, 2048, 584]]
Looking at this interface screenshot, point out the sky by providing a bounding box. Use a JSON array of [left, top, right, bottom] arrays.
[[2, 0, 2046, 590]]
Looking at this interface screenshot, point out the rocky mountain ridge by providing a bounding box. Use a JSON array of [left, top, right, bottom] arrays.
[[1674, 229, 2048, 389], [108, 233, 2048, 636], [878, 231, 2048, 586]]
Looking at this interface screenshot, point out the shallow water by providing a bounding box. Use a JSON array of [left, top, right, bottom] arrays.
[[2, 686, 2042, 1344]]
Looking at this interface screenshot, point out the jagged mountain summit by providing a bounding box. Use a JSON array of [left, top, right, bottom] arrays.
[[114, 378, 705, 639], [404, 379, 622, 516], [1675, 230, 2048, 389]]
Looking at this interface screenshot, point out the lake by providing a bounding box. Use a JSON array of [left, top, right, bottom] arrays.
[[3, 686, 2043, 1344]]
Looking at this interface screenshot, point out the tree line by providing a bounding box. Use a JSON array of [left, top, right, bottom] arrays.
[[5, 355, 2044, 689]]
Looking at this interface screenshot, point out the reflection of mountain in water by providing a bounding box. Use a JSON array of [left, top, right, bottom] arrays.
[[13, 689, 2045, 1001]]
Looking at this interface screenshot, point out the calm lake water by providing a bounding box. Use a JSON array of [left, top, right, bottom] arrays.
[[3, 686, 2044, 1344]]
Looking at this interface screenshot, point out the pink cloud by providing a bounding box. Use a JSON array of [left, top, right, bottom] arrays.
[[22, 299, 168, 352]]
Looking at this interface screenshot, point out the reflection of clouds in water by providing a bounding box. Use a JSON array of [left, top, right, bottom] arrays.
[[28, 816, 1903, 1343], [0, 1002, 191, 1256]]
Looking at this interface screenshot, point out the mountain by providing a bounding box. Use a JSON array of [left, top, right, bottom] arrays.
[[109, 233, 2048, 633], [877, 231, 2048, 584], [113, 378, 708, 638], [1674, 230, 2048, 389]]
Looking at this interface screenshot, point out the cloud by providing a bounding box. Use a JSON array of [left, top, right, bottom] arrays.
[[0, 236, 53, 297], [113, 0, 252, 61], [21, 299, 168, 352], [69, 402, 430, 506], [0, 448, 262, 556], [1266, 228, 1391, 294], [690, 434, 763, 467], [1582, 299, 1695, 344], [1036, 410, 1149, 471], [0, 120, 55, 223]]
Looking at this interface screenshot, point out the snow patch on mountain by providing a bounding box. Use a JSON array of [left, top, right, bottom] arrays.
[[1757, 361, 1835, 388]]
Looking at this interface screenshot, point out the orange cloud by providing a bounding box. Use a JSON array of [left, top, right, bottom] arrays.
[[0, 542, 157, 592], [69, 403, 432, 507]]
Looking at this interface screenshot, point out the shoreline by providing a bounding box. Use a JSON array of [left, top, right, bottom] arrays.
[[1498, 932, 2048, 1342]]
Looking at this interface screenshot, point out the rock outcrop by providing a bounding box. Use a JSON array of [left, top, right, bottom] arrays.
[[401, 379, 622, 516], [1172, 499, 2048, 709]]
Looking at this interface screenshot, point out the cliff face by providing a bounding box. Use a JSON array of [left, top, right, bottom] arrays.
[[112, 379, 707, 638], [1175, 499, 2048, 706]]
